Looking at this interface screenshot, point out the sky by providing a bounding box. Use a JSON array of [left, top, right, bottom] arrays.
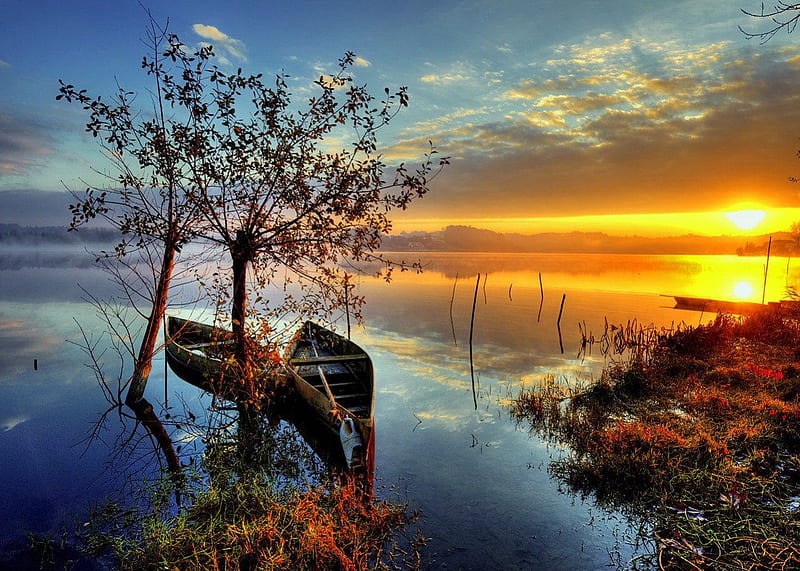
[[3, 0, 800, 236]]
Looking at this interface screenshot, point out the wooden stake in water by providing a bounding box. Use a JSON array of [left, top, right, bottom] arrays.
[[449, 273, 459, 346], [557, 293, 566, 354], [786, 255, 791, 286], [762, 236, 772, 305], [344, 273, 352, 340], [469, 273, 480, 410], [557, 293, 566, 325], [537, 272, 544, 322]]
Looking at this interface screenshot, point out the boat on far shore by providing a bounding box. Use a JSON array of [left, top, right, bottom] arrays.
[[670, 295, 797, 315]]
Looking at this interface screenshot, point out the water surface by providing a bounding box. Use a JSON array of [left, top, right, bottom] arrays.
[[1, 249, 794, 568]]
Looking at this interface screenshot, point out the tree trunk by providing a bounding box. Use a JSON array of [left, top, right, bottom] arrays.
[[125, 242, 177, 405], [122, 240, 182, 477], [231, 230, 251, 378], [230, 230, 261, 464]]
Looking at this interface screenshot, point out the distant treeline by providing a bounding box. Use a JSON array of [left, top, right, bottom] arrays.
[[0, 223, 119, 244], [3, 223, 790, 256], [381, 225, 794, 255], [737, 237, 800, 257]]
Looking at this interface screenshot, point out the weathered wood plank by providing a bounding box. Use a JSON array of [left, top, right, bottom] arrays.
[[289, 354, 368, 365]]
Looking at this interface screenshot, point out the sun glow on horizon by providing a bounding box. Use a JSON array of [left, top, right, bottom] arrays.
[[725, 209, 767, 231], [392, 207, 799, 237]]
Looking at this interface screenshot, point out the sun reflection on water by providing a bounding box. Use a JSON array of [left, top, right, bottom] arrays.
[[733, 281, 755, 300]]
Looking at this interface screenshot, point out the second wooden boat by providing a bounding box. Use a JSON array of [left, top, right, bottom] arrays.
[[672, 296, 766, 315], [165, 315, 288, 401], [165, 315, 233, 394], [284, 322, 375, 471]]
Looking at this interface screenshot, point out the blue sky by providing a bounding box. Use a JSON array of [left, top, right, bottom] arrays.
[[3, 1, 800, 235]]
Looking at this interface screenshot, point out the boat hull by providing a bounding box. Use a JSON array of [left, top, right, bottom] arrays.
[[671, 296, 797, 315], [165, 316, 228, 393], [284, 322, 375, 470]]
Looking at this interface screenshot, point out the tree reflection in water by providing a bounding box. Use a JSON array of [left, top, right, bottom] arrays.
[[74, 394, 417, 571]]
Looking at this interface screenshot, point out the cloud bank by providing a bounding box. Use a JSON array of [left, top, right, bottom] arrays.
[[392, 34, 800, 221]]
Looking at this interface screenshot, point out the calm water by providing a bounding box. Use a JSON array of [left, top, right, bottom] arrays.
[[1, 247, 796, 569]]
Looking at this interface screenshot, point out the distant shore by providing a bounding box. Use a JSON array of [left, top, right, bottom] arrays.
[[0, 223, 119, 245], [381, 225, 795, 256], [3, 222, 795, 257]]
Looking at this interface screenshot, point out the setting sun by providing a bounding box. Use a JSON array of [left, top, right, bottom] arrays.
[[725, 209, 766, 230]]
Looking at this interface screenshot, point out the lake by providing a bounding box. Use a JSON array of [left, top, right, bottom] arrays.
[[1, 247, 795, 569]]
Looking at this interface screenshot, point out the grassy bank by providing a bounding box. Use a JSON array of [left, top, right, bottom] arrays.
[[29, 420, 421, 571], [512, 308, 800, 569], [82, 476, 417, 571]]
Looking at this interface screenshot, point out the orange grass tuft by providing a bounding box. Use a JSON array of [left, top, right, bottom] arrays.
[[83, 476, 416, 571]]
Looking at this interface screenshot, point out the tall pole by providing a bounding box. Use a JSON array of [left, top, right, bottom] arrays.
[[469, 273, 480, 410], [762, 236, 772, 305]]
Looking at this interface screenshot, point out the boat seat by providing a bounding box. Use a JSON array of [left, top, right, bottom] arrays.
[[183, 339, 234, 350], [327, 381, 362, 388], [333, 393, 368, 400], [346, 405, 369, 415], [290, 354, 368, 365]]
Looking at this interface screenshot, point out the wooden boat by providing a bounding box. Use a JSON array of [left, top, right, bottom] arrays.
[[671, 296, 800, 316], [165, 315, 234, 394], [165, 315, 292, 404], [671, 295, 774, 315], [284, 322, 375, 471], [166, 316, 375, 473]]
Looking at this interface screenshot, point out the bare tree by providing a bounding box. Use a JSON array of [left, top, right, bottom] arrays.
[[57, 17, 206, 475], [123, 35, 447, 404], [740, 2, 800, 42], [58, 18, 447, 466]]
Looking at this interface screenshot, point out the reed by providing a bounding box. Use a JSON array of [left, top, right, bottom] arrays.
[[577, 321, 594, 359]]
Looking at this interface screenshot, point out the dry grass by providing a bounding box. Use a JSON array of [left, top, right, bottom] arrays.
[[512, 307, 800, 569], [75, 416, 422, 571], [82, 473, 421, 571]]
